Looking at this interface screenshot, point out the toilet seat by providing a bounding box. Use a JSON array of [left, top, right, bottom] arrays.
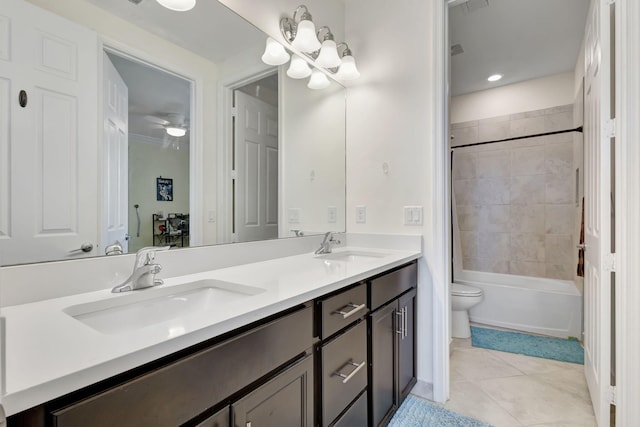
[[451, 283, 482, 297]]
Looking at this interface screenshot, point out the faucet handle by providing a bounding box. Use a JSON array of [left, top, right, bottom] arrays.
[[134, 246, 170, 267]]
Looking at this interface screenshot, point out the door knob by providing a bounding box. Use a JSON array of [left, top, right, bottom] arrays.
[[70, 243, 94, 253]]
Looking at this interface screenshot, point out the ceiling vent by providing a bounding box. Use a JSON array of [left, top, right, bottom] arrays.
[[128, 0, 144, 4], [451, 44, 464, 56]]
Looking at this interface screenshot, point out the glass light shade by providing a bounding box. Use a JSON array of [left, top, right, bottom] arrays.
[[307, 69, 330, 90], [261, 38, 290, 66], [336, 55, 360, 80], [315, 39, 342, 68], [291, 20, 321, 52], [156, 0, 196, 11], [287, 55, 312, 79], [166, 127, 186, 137]]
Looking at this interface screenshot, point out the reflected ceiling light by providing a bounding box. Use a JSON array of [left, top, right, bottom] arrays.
[[315, 27, 341, 69], [335, 43, 360, 80], [307, 69, 330, 90], [281, 5, 321, 53], [155, 0, 196, 12], [287, 55, 312, 79], [487, 74, 503, 82], [166, 126, 187, 137], [261, 37, 290, 66]]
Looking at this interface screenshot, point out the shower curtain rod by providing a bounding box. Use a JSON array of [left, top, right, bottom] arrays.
[[450, 126, 583, 150]]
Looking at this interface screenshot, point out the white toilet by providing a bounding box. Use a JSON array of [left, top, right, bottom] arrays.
[[451, 283, 484, 339]]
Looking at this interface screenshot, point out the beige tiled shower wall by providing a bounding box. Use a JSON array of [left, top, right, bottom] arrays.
[[451, 105, 577, 280]]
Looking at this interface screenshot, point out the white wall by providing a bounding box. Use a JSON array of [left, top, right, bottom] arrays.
[[451, 72, 576, 123], [280, 76, 346, 237], [344, 0, 439, 393], [25, 0, 219, 245]]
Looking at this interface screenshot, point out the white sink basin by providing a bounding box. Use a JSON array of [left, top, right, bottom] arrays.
[[316, 250, 389, 262], [64, 279, 265, 335]]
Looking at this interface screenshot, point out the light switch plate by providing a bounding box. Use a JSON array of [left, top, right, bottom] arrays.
[[355, 205, 366, 224], [404, 206, 423, 225], [328, 206, 337, 223], [288, 208, 301, 224]]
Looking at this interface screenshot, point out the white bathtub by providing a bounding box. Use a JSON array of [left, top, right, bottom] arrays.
[[458, 270, 583, 339]]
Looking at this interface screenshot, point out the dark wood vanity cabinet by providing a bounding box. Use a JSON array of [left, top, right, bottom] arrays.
[[369, 263, 418, 427], [231, 354, 314, 427], [8, 260, 418, 427]]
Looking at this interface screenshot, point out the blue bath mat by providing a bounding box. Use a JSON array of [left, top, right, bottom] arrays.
[[471, 326, 584, 364], [389, 395, 493, 427]]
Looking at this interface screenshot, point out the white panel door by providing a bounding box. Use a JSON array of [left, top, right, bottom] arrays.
[[584, 1, 613, 425], [234, 91, 278, 242], [0, 0, 98, 265], [102, 53, 129, 254]]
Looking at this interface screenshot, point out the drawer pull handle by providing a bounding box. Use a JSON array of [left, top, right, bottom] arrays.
[[396, 310, 404, 336], [334, 359, 366, 384], [333, 303, 366, 319]]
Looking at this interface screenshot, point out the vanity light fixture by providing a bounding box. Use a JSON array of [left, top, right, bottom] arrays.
[[335, 43, 360, 80], [487, 74, 503, 82], [307, 69, 330, 90], [261, 37, 291, 66], [287, 55, 313, 79], [281, 5, 322, 53], [155, 0, 196, 12], [166, 126, 187, 137], [315, 27, 342, 69]]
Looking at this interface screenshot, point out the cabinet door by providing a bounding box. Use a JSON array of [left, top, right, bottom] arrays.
[[232, 354, 313, 427], [196, 406, 230, 427], [398, 289, 417, 403], [369, 302, 398, 427]]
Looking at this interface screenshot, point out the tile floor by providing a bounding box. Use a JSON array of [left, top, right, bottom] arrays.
[[443, 337, 597, 427]]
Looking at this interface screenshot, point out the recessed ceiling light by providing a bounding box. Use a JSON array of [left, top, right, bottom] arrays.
[[488, 74, 503, 82]]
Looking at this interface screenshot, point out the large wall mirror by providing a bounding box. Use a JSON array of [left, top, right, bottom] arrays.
[[0, 0, 346, 266]]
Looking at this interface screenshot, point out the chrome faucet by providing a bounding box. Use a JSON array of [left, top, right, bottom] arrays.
[[315, 232, 341, 254], [111, 246, 170, 293]]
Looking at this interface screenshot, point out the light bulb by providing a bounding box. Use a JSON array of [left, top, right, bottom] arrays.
[[336, 55, 360, 80], [261, 37, 290, 66], [291, 20, 321, 53], [307, 69, 330, 90], [287, 55, 312, 79], [488, 74, 503, 82], [156, 0, 196, 11], [166, 127, 186, 137], [316, 39, 341, 68]]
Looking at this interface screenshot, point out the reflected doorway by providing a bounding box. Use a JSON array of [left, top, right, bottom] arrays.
[[102, 50, 193, 253]]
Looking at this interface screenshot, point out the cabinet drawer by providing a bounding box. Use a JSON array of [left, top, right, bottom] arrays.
[[332, 391, 368, 427], [320, 283, 367, 338], [321, 321, 367, 426], [51, 305, 313, 427], [370, 262, 417, 311]]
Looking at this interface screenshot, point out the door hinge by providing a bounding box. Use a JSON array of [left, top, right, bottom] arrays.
[[605, 0, 616, 5], [231, 170, 237, 179], [604, 118, 616, 138], [231, 106, 238, 117], [609, 385, 617, 405], [604, 253, 616, 272]]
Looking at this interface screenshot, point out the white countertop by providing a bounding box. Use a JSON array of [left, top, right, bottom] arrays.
[[1, 246, 420, 416]]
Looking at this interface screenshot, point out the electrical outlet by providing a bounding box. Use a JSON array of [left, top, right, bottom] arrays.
[[288, 208, 301, 224], [328, 206, 337, 223], [404, 206, 423, 225], [355, 205, 366, 224]]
